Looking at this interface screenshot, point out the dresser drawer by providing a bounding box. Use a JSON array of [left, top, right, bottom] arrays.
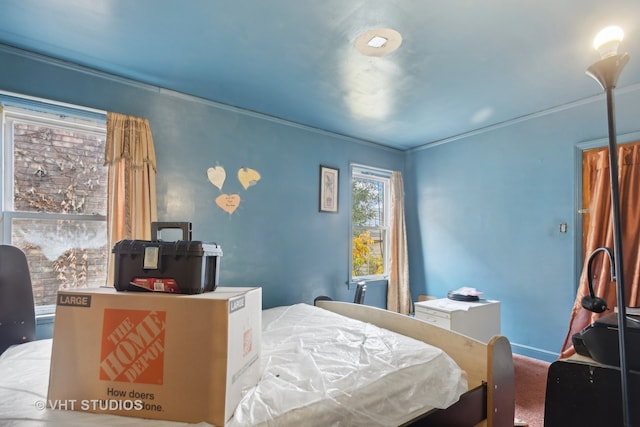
[[415, 306, 451, 320], [415, 310, 451, 329]]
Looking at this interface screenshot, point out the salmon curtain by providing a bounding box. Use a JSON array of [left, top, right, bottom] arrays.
[[104, 112, 158, 286], [561, 142, 640, 357], [387, 171, 412, 314]]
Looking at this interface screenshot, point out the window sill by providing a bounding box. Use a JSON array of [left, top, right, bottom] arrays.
[[35, 304, 56, 317]]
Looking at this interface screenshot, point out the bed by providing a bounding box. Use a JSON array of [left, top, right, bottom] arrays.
[[0, 301, 514, 426]]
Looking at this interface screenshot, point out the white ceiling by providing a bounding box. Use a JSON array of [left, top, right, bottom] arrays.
[[1, 0, 639, 150]]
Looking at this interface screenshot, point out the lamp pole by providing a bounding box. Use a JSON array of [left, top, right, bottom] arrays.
[[586, 51, 631, 427]]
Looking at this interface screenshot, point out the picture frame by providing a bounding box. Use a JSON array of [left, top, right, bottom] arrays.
[[319, 165, 339, 213]]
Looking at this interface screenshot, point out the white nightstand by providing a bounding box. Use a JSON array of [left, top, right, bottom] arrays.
[[414, 298, 501, 343]]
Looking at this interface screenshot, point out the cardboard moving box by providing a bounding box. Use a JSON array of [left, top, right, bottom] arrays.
[[47, 287, 262, 426]]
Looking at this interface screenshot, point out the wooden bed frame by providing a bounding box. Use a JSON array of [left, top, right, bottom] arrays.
[[316, 300, 515, 427]]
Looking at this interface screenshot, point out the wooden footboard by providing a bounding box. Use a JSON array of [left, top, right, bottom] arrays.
[[316, 301, 514, 427]]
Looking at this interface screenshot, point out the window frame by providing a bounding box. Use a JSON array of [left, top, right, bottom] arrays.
[[1, 95, 107, 315], [350, 164, 391, 281]]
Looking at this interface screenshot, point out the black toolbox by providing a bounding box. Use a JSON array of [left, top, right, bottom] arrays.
[[112, 222, 223, 294]]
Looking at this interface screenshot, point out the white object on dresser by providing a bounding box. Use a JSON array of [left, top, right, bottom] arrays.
[[414, 298, 501, 343]]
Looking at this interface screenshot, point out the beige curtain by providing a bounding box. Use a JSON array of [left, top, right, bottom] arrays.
[[561, 142, 640, 357], [387, 171, 412, 314], [104, 112, 158, 286]]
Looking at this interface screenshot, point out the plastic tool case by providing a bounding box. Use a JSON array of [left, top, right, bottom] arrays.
[[112, 222, 222, 294]]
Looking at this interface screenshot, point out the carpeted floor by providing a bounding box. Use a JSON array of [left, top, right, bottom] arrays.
[[513, 354, 550, 427]]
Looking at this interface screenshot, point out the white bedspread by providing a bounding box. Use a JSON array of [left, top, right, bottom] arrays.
[[0, 339, 204, 427], [0, 303, 466, 426]]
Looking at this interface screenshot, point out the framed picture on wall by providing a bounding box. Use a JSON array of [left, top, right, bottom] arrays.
[[319, 165, 339, 213]]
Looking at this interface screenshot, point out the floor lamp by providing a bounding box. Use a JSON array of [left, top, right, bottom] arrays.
[[585, 25, 631, 427]]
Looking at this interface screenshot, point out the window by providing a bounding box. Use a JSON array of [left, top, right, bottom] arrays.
[[351, 165, 390, 279], [1, 97, 108, 313]]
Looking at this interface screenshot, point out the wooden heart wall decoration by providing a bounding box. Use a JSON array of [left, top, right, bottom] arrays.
[[207, 165, 261, 215], [207, 166, 226, 190], [215, 194, 241, 214], [238, 167, 261, 190]]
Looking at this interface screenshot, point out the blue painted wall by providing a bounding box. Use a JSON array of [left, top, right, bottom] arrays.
[[0, 45, 403, 312], [405, 88, 640, 361], [5, 44, 640, 361]]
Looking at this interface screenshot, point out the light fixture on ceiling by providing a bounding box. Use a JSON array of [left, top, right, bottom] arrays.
[[355, 28, 402, 57], [582, 25, 632, 426], [367, 35, 388, 48]]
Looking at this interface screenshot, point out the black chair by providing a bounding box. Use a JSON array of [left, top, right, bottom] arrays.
[[0, 245, 36, 355], [314, 281, 367, 306], [353, 281, 367, 305]]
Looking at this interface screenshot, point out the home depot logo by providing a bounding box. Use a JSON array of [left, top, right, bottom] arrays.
[[100, 309, 166, 385]]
